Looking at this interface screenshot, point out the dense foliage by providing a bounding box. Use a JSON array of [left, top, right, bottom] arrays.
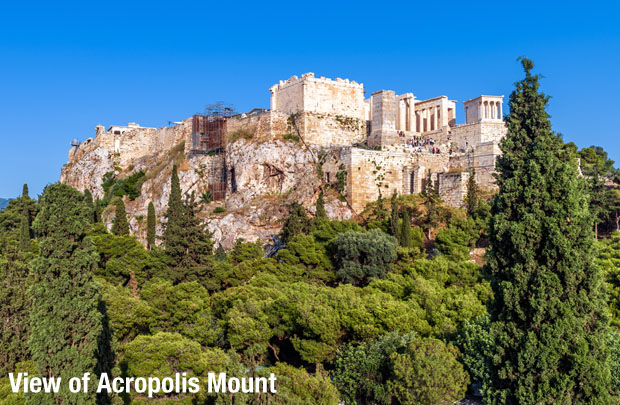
[[2, 61, 620, 404], [486, 58, 611, 403]]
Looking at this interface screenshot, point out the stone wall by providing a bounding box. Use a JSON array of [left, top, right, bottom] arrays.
[[270, 72, 365, 119], [438, 171, 469, 207], [450, 121, 506, 150], [345, 148, 451, 212], [224, 111, 289, 143]]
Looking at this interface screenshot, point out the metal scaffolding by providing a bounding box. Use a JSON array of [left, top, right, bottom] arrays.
[[190, 102, 234, 154]]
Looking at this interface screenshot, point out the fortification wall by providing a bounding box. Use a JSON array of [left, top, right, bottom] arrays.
[[438, 171, 469, 207], [345, 148, 451, 212], [448, 141, 501, 189], [451, 122, 506, 150], [270, 73, 365, 119], [225, 111, 289, 143], [297, 112, 366, 147]]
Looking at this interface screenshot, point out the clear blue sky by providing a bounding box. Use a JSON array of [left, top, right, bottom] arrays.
[[1, 0, 619, 198]]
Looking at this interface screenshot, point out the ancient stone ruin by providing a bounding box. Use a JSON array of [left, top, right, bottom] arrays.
[[61, 72, 506, 247]]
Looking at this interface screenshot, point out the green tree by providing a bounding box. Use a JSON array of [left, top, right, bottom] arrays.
[[589, 170, 610, 239], [333, 332, 417, 405], [486, 58, 611, 404], [387, 338, 469, 405], [399, 210, 413, 248], [146, 201, 156, 249], [18, 209, 30, 251], [316, 191, 327, 220], [21, 184, 28, 198], [0, 244, 30, 376], [281, 202, 313, 243], [163, 164, 183, 249], [465, 168, 480, 217], [84, 188, 95, 223], [390, 191, 400, 239], [111, 197, 129, 236], [94, 198, 102, 223], [421, 170, 441, 239], [167, 193, 214, 283], [28, 184, 113, 404], [331, 229, 397, 286]]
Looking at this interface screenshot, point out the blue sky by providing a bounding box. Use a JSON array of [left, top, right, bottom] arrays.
[[1, 0, 619, 198]]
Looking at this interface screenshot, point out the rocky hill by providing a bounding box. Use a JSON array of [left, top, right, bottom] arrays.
[[60, 118, 353, 249], [0, 198, 10, 211]]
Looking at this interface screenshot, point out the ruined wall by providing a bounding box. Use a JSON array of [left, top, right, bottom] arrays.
[[224, 111, 289, 143], [345, 148, 450, 212], [295, 112, 365, 147], [270, 73, 365, 119], [448, 141, 501, 190], [438, 171, 469, 207], [450, 122, 506, 150]]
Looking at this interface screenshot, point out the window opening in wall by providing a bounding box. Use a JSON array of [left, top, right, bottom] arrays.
[[465, 107, 469, 124]]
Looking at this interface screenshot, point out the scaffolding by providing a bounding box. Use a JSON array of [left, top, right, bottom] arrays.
[[208, 157, 227, 201], [190, 102, 235, 154]]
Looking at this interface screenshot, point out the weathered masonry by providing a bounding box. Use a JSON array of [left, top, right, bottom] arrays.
[[84, 72, 506, 212]]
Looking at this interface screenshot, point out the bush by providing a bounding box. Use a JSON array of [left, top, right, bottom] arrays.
[[387, 338, 469, 404], [331, 228, 397, 286], [101, 170, 146, 207]]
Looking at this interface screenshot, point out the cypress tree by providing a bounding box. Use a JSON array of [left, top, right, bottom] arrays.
[[422, 170, 441, 239], [21, 184, 28, 198], [215, 244, 227, 262], [589, 170, 609, 240], [94, 198, 101, 223], [390, 191, 400, 239], [0, 244, 30, 376], [486, 58, 611, 404], [168, 193, 214, 283], [84, 189, 95, 223], [28, 184, 113, 404], [316, 191, 327, 220], [19, 210, 30, 251], [164, 165, 184, 250], [464, 168, 480, 218], [147, 201, 156, 249], [400, 210, 413, 248], [111, 197, 129, 236]]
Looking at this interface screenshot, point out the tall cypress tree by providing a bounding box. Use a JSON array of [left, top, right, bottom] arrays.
[[0, 243, 30, 376], [464, 168, 480, 218], [111, 197, 129, 236], [390, 191, 400, 239], [164, 165, 184, 250], [421, 170, 441, 239], [167, 193, 214, 283], [147, 201, 156, 249], [94, 198, 101, 223], [28, 184, 113, 404], [486, 58, 611, 404], [19, 209, 30, 251], [400, 210, 413, 248], [316, 191, 327, 220], [84, 189, 95, 224], [21, 184, 29, 198]]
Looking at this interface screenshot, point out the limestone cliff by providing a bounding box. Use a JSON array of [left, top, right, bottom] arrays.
[[60, 120, 352, 249]]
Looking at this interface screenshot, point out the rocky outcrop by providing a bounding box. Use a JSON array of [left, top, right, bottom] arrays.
[[60, 122, 353, 249]]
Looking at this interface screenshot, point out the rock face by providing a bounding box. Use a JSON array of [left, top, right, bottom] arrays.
[[60, 121, 353, 250]]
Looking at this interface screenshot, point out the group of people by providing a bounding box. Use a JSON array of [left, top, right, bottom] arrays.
[[401, 134, 435, 148], [399, 133, 441, 154]]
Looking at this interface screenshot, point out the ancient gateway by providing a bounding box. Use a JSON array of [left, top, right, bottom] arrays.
[[67, 72, 506, 217], [258, 72, 503, 211]]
